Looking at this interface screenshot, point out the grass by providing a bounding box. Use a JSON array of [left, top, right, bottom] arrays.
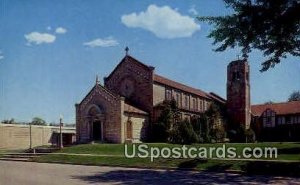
[[0, 149, 24, 158], [49, 142, 300, 160], [32, 142, 300, 176], [0, 149, 25, 154]]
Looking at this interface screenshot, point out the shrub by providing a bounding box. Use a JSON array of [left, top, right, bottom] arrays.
[[245, 128, 256, 143], [211, 126, 226, 142], [169, 119, 199, 144], [152, 121, 171, 142]]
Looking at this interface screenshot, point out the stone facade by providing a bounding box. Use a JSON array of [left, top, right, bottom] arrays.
[[76, 85, 124, 143], [104, 56, 154, 113], [76, 54, 225, 144], [76, 56, 153, 143], [76, 53, 299, 143], [227, 60, 251, 129]]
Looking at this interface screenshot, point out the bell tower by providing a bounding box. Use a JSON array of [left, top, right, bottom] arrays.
[[227, 59, 251, 129]]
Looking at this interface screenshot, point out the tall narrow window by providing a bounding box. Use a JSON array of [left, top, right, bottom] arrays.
[[176, 93, 180, 107], [263, 109, 276, 127], [185, 95, 189, 108], [166, 89, 172, 100], [192, 98, 196, 111], [200, 100, 203, 111]]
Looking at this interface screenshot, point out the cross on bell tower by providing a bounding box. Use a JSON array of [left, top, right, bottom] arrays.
[[125, 46, 129, 56]]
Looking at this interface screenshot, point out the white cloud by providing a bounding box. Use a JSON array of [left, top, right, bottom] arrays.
[[55, 27, 67, 34], [24, 32, 56, 45], [83, 37, 119, 48], [188, 5, 198, 15], [121, 4, 200, 39]]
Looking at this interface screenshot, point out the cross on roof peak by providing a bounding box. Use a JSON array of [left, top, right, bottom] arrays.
[[125, 46, 129, 56]]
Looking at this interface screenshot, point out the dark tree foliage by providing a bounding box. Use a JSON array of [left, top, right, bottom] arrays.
[[2, 118, 16, 124], [152, 99, 180, 142], [31, 117, 47, 126], [288, 90, 300, 101], [199, 0, 300, 71], [169, 119, 199, 144]]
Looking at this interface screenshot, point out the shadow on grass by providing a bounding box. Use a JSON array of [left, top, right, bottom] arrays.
[[72, 168, 281, 185], [277, 147, 300, 154], [241, 161, 300, 177], [177, 159, 233, 172], [177, 159, 207, 169], [204, 163, 233, 172]]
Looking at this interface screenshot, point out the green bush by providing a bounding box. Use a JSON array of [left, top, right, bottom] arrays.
[[152, 122, 168, 142], [169, 119, 199, 144], [245, 128, 256, 143]]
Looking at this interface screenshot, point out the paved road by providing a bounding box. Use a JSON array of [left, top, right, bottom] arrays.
[[0, 161, 299, 185]]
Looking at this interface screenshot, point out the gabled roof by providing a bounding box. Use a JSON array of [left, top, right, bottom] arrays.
[[153, 74, 211, 99], [79, 83, 119, 105], [105, 55, 153, 81], [251, 101, 300, 116]]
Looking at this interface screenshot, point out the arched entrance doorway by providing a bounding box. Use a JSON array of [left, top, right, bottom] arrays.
[[93, 120, 102, 141], [86, 104, 105, 142]]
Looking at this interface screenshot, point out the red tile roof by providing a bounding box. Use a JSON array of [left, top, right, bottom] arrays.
[[251, 101, 300, 116], [154, 74, 211, 99], [124, 103, 148, 115]]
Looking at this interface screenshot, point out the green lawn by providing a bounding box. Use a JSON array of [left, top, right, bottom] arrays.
[[48, 142, 300, 160], [33, 142, 300, 176]]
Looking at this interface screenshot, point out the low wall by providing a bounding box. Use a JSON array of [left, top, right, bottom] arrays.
[[0, 124, 75, 149]]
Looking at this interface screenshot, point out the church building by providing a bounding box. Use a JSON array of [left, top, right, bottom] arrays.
[[75, 50, 226, 143], [76, 49, 300, 143]]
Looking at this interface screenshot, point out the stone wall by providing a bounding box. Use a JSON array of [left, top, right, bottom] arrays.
[[123, 113, 148, 143], [0, 124, 75, 149], [76, 84, 123, 143], [227, 60, 251, 129], [153, 83, 165, 106], [104, 56, 154, 113]]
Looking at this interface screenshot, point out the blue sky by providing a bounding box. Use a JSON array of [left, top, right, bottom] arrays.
[[0, 0, 299, 123]]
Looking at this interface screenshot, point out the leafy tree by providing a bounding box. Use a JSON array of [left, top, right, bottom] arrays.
[[31, 117, 47, 126], [211, 126, 226, 143], [152, 99, 180, 142], [288, 91, 300, 101], [2, 118, 16, 124], [230, 123, 253, 142], [196, 114, 211, 143], [199, 0, 300, 71], [169, 119, 199, 144], [206, 104, 226, 142], [191, 116, 202, 141], [49, 122, 59, 126]]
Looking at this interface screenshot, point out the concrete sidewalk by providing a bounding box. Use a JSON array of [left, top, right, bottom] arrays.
[[1, 160, 300, 185]]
